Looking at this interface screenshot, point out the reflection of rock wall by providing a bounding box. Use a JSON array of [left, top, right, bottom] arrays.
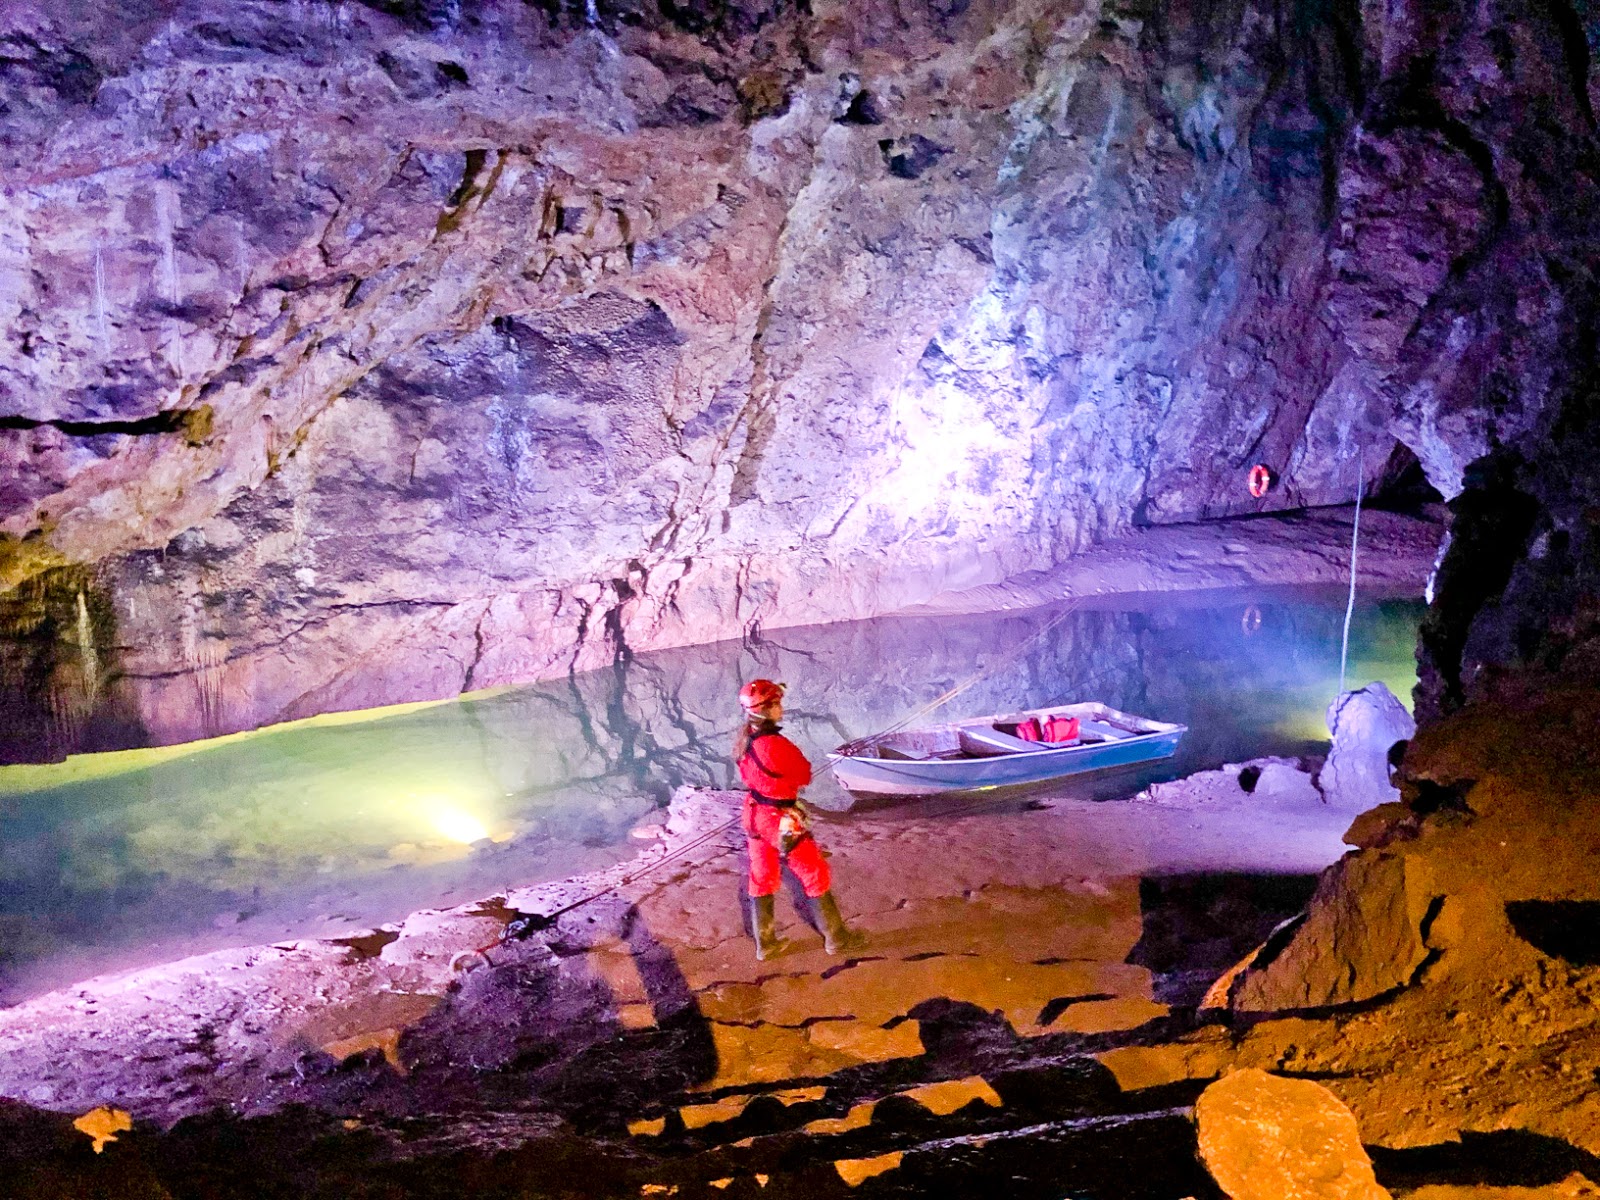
[[544, 600, 1159, 805], [0, 0, 1593, 757]]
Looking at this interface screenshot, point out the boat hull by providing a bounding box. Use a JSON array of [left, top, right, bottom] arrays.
[[827, 727, 1184, 797]]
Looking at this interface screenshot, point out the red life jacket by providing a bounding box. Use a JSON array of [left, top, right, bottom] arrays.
[[1043, 715, 1080, 743]]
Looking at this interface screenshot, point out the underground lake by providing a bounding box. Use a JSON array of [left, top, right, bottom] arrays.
[[0, 584, 1420, 1003]]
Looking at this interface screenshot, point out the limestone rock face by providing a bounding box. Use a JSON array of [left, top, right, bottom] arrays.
[[1321, 682, 1415, 811], [1416, 402, 1600, 722], [1195, 1068, 1392, 1200], [1228, 851, 1437, 1012], [0, 0, 1595, 754]]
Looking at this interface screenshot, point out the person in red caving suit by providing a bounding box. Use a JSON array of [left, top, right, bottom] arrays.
[[733, 679, 866, 960]]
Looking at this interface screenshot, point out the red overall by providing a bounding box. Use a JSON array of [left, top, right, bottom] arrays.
[[738, 726, 831, 899]]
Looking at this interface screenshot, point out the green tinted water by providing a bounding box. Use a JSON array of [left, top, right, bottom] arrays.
[[0, 585, 1421, 1000]]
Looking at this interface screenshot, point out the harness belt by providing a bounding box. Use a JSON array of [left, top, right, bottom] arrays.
[[745, 788, 798, 807], [740, 729, 800, 807]]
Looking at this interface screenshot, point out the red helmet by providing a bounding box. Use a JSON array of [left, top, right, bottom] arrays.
[[738, 678, 786, 711]]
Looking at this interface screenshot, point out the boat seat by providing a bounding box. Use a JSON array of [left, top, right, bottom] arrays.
[[958, 727, 1046, 757], [877, 745, 927, 761], [1077, 720, 1127, 741]]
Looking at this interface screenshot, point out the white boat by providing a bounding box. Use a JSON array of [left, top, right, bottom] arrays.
[[827, 702, 1186, 797]]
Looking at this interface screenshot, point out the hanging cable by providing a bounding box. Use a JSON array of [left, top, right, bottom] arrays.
[[1338, 462, 1364, 696]]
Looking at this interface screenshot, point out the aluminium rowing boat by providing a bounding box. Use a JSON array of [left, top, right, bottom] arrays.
[[828, 703, 1186, 797], [827, 702, 1186, 797]]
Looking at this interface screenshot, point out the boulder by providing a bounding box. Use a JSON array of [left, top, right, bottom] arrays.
[[1251, 760, 1325, 807], [1228, 852, 1437, 1012], [1322, 684, 1416, 811], [1341, 803, 1421, 850], [1141, 758, 1319, 807], [1194, 1068, 1392, 1200]]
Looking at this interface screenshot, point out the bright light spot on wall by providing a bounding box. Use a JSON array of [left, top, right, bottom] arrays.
[[883, 382, 1001, 518], [427, 804, 491, 844]]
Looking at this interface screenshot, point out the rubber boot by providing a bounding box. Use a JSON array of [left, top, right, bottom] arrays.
[[752, 894, 791, 961], [814, 890, 866, 956]]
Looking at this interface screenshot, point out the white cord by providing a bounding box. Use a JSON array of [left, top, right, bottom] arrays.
[[1338, 465, 1364, 697]]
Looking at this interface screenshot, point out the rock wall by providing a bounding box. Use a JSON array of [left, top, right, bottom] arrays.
[[1, 0, 1595, 755], [1416, 395, 1600, 721]]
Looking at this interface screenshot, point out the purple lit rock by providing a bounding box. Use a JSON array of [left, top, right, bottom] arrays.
[[1322, 683, 1415, 812], [0, 0, 1595, 755]]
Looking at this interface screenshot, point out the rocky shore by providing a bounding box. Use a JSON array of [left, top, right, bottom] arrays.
[[0, 772, 1348, 1126]]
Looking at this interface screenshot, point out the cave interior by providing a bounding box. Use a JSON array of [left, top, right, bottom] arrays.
[[1, 0, 1600, 1196]]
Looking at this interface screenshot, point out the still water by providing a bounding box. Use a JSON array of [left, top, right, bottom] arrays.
[[0, 585, 1421, 1001]]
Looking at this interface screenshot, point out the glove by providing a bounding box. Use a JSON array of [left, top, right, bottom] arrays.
[[778, 809, 806, 856]]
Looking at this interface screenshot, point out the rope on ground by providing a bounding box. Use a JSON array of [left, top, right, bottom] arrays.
[[494, 815, 742, 943]]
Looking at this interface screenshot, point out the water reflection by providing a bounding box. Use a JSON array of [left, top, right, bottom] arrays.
[[0, 585, 1420, 1000]]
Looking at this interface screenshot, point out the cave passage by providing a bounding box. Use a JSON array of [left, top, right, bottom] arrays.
[[0, 585, 1421, 1002]]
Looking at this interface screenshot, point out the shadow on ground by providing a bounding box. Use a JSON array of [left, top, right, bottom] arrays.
[[0, 851, 1339, 1196]]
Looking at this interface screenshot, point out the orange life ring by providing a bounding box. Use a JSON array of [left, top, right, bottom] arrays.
[[1247, 464, 1274, 499]]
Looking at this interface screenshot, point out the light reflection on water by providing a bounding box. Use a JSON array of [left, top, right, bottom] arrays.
[[0, 585, 1420, 1000]]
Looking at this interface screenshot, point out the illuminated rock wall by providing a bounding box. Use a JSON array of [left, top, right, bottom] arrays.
[[0, 0, 1595, 754]]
